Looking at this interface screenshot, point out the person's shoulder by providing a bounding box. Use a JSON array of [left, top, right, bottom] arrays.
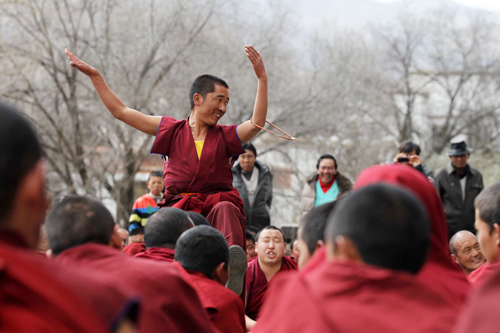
[[305, 173, 318, 184]]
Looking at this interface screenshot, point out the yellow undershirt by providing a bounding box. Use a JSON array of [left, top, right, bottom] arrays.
[[195, 141, 204, 159]]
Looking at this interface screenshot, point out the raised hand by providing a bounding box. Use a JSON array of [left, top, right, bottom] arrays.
[[65, 49, 98, 77], [245, 45, 267, 80]]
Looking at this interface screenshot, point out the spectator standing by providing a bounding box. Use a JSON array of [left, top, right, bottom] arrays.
[[301, 154, 352, 215], [394, 141, 434, 182], [129, 171, 164, 231], [232, 143, 273, 233], [435, 141, 483, 237]]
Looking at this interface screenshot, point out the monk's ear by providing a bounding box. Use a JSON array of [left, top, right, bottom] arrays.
[[451, 254, 458, 265], [331, 236, 362, 263], [493, 223, 500, 248], [314, 240, 324, 254], [211, 262, 229, 286], [193, 93, 203, 107], [109, 225, 122, 250]]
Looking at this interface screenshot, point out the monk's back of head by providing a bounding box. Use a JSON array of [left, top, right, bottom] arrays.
[[175, 225, 229, 279], [186, 211, 210, 226], [46, 196, 115, 255], [327, 183, 430, 274], [0, 103, 45, 246], [145, 207, 194, 249]]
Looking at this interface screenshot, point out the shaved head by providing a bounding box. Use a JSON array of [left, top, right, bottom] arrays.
[[450, 230, 485, 275], [144, 208, 194, 249]]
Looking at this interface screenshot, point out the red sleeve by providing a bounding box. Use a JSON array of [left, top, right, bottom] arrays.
[[150, 116, 184, 156], [223, 124, 246, 157]]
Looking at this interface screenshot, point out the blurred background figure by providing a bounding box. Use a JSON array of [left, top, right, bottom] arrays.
[[129, 171, 164, 231], [394, 141, 434, 182], [233, 143, 273, 234]]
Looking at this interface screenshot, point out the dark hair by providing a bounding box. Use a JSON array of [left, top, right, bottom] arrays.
[[144, 208, 194, 250], [189, 75, 229, 110], [256, 225, 285, 243], [326, 184, 429, 274], [0, 102, 43, 221], [175, 225, 229, 278], [246, 230, 256, 243], [186, 211, 210, 226], [289, 237, 297, 252], [46, 196, 115, 255], [129, 227, 145, 237], [148, 171, 163, 181], [398, 141, 421, 156], [242, 143, 257, 157], [316, 154, 337, 170], [475, 181, 500, 235], [299, 200, 337, 255]]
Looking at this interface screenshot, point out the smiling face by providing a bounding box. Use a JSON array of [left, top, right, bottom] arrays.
[[195, 84, 229, 127], [451, 230, 485, 275], [449, 153, 469, 170], [317, 158, 337, 185], [257, 229, 286, 267]]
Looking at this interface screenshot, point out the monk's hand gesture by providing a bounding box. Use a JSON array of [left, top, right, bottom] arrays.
[[245, 45, 267, 81], [65, 49, 98, 77]]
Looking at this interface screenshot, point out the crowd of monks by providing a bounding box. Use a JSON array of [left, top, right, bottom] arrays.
[[3, 44, 500, 332]]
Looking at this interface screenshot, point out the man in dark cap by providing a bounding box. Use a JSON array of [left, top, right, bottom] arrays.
[[435, 140, 483, 237]]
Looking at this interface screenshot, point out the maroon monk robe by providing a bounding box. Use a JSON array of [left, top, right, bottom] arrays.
[[354, 164, 470, 304], [246, 255, 297, 320], [467, 261, 500, 286], [0, 231, 130, 332], [134, 247, 175, 262], [151, 116, 246, 248], [56, 243, 214, 333], [455, 263, 500, 333], [254, 260, 459, 332], [183, 269, 246, 333], [123, 242, 145, 256]]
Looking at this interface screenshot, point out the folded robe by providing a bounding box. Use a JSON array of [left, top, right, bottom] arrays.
[[253, 260, 459, 333], [56, 243, 214, 333], [246, 255, 297, 320], [0, 231, 133, 332], [467, 261, 500, 287], [455, 263, 500, 333], [184, 269, 246, 333], [123, 242, 146, 256], [134, 247, 175, 262]]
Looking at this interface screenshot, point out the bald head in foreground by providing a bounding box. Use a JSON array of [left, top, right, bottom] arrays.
[[134, 207, 194, 262], [254, 184, 459, 332], [46, 195, 214, 332]]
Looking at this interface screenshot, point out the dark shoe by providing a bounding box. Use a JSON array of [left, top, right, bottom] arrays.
[[226, 245, 247, 296]]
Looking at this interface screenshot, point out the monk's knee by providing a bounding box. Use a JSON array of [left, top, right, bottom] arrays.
[[213, 201, 238, 212]]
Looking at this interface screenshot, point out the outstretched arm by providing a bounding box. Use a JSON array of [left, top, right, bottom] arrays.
[[237, 45, 268, 144], [65, 49, 161, 136]]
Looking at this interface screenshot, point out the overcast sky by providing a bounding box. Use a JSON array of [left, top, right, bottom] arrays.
[[375, 0, 500, 11]]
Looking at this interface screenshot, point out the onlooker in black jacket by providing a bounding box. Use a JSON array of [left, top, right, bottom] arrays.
[[232, 143, 273, 233]]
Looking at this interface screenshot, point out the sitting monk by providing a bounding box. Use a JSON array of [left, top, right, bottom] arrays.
[[245, 226, 297, 328], [467, 181, 500, 286], [135, 207, 194, 262], [449, 230, 485, 276], [175, 225, 246, 333], [122, 227, 145, 256], [45, 195, 214, 332], [253, 184, 459, 332], [0, 102, 137, 332], [296, 200, 337, 269]]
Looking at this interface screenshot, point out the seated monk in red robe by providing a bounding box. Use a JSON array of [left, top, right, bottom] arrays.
[[134, 207, 194, 262], [45, 196, 215, 333], [65, 46, 268, 252], [449, 230, 485, 277], [254, 184, 460, 332], [0, 104, 138, 332], [175, 225, 246, 333], [246, 226, 297, 329], [467, 181, 500, 286]]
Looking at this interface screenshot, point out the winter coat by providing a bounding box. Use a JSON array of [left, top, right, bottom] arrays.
[[232, 161, 273, 233], [301, 172, 353, 214], [435, 163, 483, 236]]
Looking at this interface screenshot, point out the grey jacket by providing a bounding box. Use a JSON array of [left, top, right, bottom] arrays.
[[301, 172, 353, 214], [232, 161, 273, 233], [435, 163, 483, 234]]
